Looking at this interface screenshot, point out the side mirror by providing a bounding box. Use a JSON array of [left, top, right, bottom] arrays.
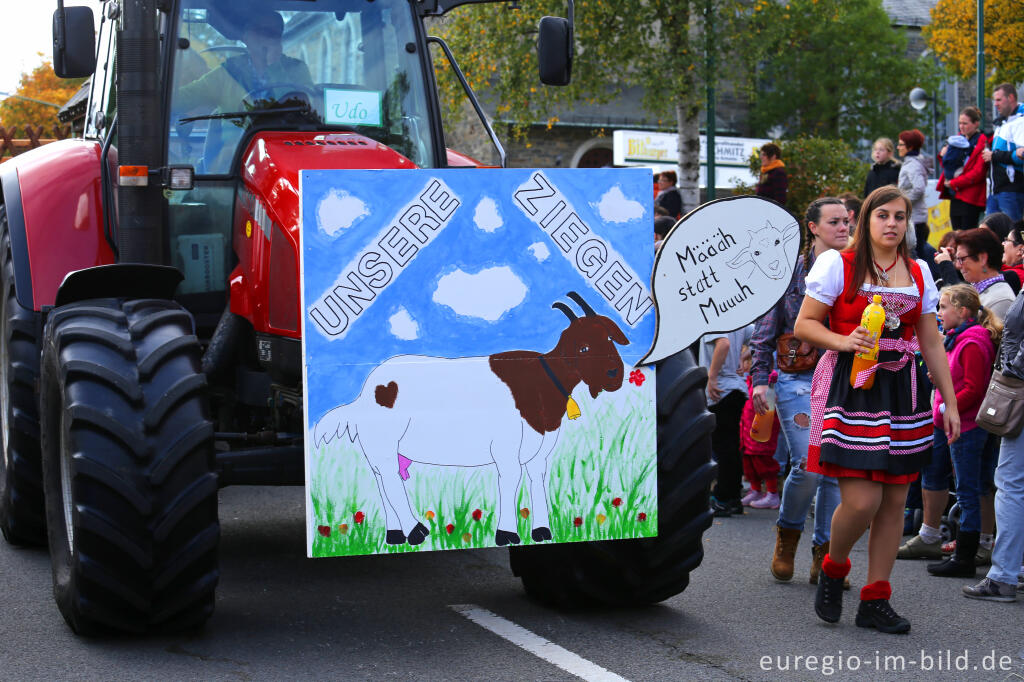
[[53, 6, 96, 78], [537, 16, 572, 86], [537, 0, 574, 88]]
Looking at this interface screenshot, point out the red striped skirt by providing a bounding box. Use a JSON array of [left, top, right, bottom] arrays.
[[806, 341, 932, 484]]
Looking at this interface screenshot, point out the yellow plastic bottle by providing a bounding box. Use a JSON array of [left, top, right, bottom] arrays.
[[850, 294, 886, 390]]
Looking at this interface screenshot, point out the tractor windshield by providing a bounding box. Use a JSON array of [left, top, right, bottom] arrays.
[[168, 0, 435, 174]]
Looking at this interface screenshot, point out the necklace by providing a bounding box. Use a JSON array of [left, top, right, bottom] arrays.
[[872, 255, 899, 283]]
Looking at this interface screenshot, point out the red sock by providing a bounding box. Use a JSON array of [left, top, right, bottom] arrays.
[[860, 581, 891, 601], [821, 554, 851, 579]]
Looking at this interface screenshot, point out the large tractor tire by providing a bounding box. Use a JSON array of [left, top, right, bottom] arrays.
[[509, 351, 717, 606], [39, 298, 219, 635], [0, 205, 45, 545]]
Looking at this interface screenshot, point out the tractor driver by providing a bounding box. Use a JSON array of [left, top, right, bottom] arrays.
[[174, 10, 314, 171]]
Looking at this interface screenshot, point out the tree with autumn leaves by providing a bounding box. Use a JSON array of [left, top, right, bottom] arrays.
[[0, 57, 87, 130], [432, 0, 723, 210], [433, 0, 939, 209], [924, 0, 1024, 88]]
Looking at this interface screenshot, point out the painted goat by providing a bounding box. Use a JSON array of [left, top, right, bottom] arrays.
[[313, 292, 629, 547]]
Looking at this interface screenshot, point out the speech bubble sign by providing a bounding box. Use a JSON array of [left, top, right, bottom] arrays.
[[638, 195, 801, 365]]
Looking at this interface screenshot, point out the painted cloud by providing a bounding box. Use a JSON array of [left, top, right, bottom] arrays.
[[388, 307, 420, 340], [473, 197, 503, 232], [317, 189, 369, 237], [433, 266, 527, 321], [528, 242, 550, 262], [592, 185, 645, 224]]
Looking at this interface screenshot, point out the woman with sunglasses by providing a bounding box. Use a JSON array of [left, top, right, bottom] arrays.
[[1002, 220, 1024, 294], [953, 227, 1016, 321]]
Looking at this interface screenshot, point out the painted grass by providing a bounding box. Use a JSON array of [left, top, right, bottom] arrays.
[[309, 371, 657, 557]]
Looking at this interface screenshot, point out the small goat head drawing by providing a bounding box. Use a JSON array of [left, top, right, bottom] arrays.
[[726, 220, 800, 280]]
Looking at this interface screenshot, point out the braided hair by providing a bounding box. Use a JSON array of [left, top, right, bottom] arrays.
[[801, 197, 845, 269]]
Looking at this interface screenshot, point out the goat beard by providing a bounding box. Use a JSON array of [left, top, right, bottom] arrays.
[[589, 384, 602, 398]]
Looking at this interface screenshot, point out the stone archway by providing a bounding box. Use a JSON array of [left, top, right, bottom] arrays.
[[570, 138, 613, 168]]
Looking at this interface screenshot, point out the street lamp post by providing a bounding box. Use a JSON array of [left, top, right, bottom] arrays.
[[976, 0, 985, 128], [909, 87, 938, 168]]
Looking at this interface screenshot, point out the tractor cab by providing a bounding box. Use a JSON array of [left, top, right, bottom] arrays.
[[165, 1, 438, 175], [82, 0, 450, 317]]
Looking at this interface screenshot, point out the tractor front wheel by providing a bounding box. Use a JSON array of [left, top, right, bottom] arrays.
[[0, 205, 45, 545], [509, 350, 717, 606], [40, 298, 219, 635]]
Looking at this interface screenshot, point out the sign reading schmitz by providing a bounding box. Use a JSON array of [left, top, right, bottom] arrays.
[[639, 196, 801, 365], [300, 168, 657, 559], [613, 130, 770, 167]]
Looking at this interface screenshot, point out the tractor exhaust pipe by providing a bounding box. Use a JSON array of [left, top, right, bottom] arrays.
[[116, 0, 164, 264]]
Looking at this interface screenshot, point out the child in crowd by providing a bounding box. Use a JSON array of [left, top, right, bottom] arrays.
[[903, 285, 1000, 577], [704, 325, 755, 517], [739, 374, 781, 508]]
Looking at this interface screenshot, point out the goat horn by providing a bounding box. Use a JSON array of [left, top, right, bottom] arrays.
[[566, 291, 596, 317], [552, 302, 577, 322]]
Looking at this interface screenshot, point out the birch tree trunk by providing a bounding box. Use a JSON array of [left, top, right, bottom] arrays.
[[669, 1, 701, 214]]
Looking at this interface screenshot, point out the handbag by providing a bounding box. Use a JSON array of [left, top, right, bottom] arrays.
[[776, 333, 818, 373], [975, 370, 1024, 437]]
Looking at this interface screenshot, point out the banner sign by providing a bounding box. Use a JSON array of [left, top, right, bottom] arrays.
[[301, 168, 657, 558]]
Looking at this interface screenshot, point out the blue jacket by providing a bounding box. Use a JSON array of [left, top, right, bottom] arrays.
[[991, 103, 1024, 194]]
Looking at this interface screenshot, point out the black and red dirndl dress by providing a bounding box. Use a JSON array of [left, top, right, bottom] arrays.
[[806, 252, 933, 484]]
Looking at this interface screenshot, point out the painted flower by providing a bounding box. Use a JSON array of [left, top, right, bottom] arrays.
[[573, 516, 583, 527], [638, 512, 647, 522], [520, 507, 530, 519], [596, 514, 607, 525], [629, 369, 645, 386], [462, 532, 472, 543], [446, 523, 455, 534], [317, 525, 331, 537], [338, 523, 349, 534], [472, 508, 483, 521], [425, 510, 436, 520], [354, 511, 365, 524], [611, 497, 623, 508]]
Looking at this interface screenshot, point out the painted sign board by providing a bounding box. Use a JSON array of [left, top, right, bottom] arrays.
[[612, 129, 770, 188], [300, 168, 658, 558], [640, 196, 802, 365]]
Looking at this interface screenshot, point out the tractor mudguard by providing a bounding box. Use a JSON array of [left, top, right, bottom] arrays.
[[0, 140, 113, 311], [54, 264, 183, 307]]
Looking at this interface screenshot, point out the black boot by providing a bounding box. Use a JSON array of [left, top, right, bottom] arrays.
[[814, 573, 844, 623], [855, 599, 911, 634], [928, 530, 979, 578]]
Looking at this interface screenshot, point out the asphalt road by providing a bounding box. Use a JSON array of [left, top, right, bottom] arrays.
[[2, 485, 1022, 681]]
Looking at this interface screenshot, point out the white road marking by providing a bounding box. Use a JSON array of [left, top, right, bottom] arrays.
[[449, 604, 630, 682]]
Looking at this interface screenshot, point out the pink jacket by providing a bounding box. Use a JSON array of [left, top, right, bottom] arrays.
[[933, 325, 996, 432]]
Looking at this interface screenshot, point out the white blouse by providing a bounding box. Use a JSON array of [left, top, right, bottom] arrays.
[[805, 249, 940, 312]]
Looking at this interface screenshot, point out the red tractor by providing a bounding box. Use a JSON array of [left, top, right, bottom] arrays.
[[0, 0, 714, 635]]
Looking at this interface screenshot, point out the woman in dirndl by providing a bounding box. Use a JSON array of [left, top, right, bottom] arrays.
[[794, 186, 961, 634]]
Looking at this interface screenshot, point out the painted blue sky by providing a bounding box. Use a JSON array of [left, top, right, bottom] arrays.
[[300, 168, 654, 420]]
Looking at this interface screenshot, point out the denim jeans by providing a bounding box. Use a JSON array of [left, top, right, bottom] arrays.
[[988, 431, 1024, 585], [927, 426, 996, 533], [773, 370, 840, 546], [986, 192, 1023, 222]]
